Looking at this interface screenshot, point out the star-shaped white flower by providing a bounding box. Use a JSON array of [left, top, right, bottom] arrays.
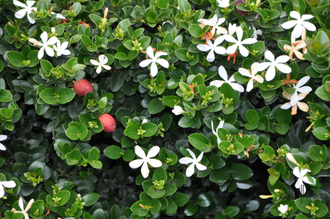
[[12, 197, 34, 219], [179, 149, 207, 177], [278, 204, 288, 215], [293, 166, 315, 195], [30, 31, 58, 60], [0, 180, 16, 198], [217, 0, 230, 8], [290, 76, 312, 106], [211, 120, 224, 145], [129, 145, 162, 178], [281, 92, 309, 115], [139, 46, 169, 78], [0, 135, 7, 151], [53, 41, 70, 57], [258, 50, 291, 81], [202, 14, 227, 36], [197, 37, 226, 62], [224, 26, 257, 57], [90, 54, 111, 74], [210, 65, 244, 92], [238, 62, 264, 92], [13, 0, 37, 24], [281, 11, 316, 39], [172, 105, 184, 115]]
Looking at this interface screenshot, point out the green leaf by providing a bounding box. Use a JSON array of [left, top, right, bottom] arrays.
[[141, 122, 158, 137], [152, 167, 167, 181], [178, 0, 191, 13], [188, 24, 203, 38], [312, 127, 330, 140], [158, 0, 169, 9], [131, 200, 149, 217], [0, 89, 13, 102], [7, 51, 25, 67], [209, 166, 230, 183], [172, 192, 189, 207], [82, 193, 100, 207], [39, 88, 57, 105], [188, 133, 209, 152], [58, 88, 75, 104], [315, 85, 330, 101], [224, 206, 240, 217], [104, 145, 122, 160], [124, 124, 140, 140], [55, 190, 71, 205], [197, 193, 213, 207], [246, 109, 259, 125], [230, 164, 253, 181], [66, 149, 81, 165], [184, 202, 198, 216], [148, 98, 165, 114]]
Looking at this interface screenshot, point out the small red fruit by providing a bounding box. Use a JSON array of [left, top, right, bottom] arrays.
[[235, 0, 248, 15], [73, 79, 93, 96], [98, 114, 116, 132]]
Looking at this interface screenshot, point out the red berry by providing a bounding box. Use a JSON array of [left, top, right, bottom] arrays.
[[98, 114, 116, 132], [73, 79, 93, 96], [235, 0, 248, 15]]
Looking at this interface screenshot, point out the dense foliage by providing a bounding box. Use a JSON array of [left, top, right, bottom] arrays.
[[0, 0, 330, 218]]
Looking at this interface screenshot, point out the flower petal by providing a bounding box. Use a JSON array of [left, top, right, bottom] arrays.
[[141, 162, 150, 178], [27, 13, 36, 24], [226, 44, 238, 54], [14, 0, 28, 8], [90, 59, 99, 66], [38, 47, 45, 60], [147, 146, 160, 158], [206, 50, 215, 62], [276, 64, 291, 74], [15, 9, 27, 19], [265, 66, 276, 81], [218, 66, 228, 81], [156, 58, 169, 68], [196, 152, 204, 162], [302, 175, 315, 185], [186, 149, 197, 160], [210, 80, 224, 88], [276, 55, 290, 63], [299, 183, 306, 195], [281, 102, 292, 110], [18, 197, 24, 211], [238, 68, 251, 78], [298, 102, 309, 112], [148, 159, 162, 168], [246, 79, 254, 92], [195, 163, 207, 171], [254, 75, 264, 83], [290, 11, 301, 20], [145, 46, 154, 59], [40, 32, 48, 44], [281, 20, 298, 30], [0, 135, 7, 141], [296, 76, 310, 88], [179, 157, 194, 164], [223, 35, 237, 43], [303, 21, 316, 31], [197, 44, 211, 52], [1, 181, 16, 188], [214, 46, 226, 55], [264, 50, 275, 62], [150, 62, 158, 77], [0, 186, 4, 198], [154, 51, 168, 59], [134, 145, 146, 159], [293, 166, 301, 177], [238, 45, 249, 57], [103, 65, 111, 70], [44, 47, 55, 57], [96, 65, 102, 74], [241, 38, 257, 45], [0, 143, 6, 151], [258, 62, 271, 71], [47, 36, 59, 45], [139, 59, 152, 68], [235, 26, 243, 41], [98, 55, 107, 64], [230, 83, 245, 92], [185, 164, 195, 177], [129, 159, 144, 169]]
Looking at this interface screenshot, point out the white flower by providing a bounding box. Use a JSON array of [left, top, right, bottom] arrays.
[[12, 197, 34, 219], [211, 120, 224, 145], [53, 41, 70, 57], [51, 12, 65, 20], [13, 0, 37, 24], [238, 62, 264, 92], [224, 26, 257, 57], [197, 37, 226, 62], [258, 50, 291, 81], [210, 65, 244, 92], [0, 135, 7, 151], [90, 54, 111, 74], [129, 145, 162, 178], [250, 23, 263, 39], [172, 106, 184, 115], [281, 11, 316, 39], [139, 46, 169, 77], [0, 180, 16, 198], [227, 23, 237, 36], [179, 149, 207, 177], [293, 166, 315, 195], [281, 92, 309, 115], [290, 76, 312, 106], [284, 40, 307, 60], [141, 118, 148, 124], [31, 31, 58, 60], [217, 0, 230, 8], [202, 14, 227, 36], [278, 204, 288, 214]]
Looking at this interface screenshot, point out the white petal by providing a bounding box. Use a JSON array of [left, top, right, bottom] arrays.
[[236, 26, 243, 41], [293, 166, 301, 177], [148, 159, 162, 167], [226, 44, 238, 54], [241, 38, 257, 45], [196, 152, 204, 162], [96, 66, 102, 74], [0, 143, 6, 151], [40, 32, 48, 43], [264, 50, 275, 62], [223, 35, 237, 43], [246, 79, 254, 92], [38, 47, 45, 60], [290, 11, 301, 20], [0, 135, 7, 141], [1, 181, 16, 188], [18, 197, 24, 211], [214, 46, 226, 55], [186, 149, 197, 160], [238, 45, 249, 57], [301, 14, 313, 20], [135, 146, 146, 159], [14, 0, 28, 8], [98, 55, 107, 64], [154, 52, 168, 59], [251, 62, 260, 75], [299, 183, 306, 194], [281, 103, 292, 110], [206, 50, 215, 62], [141, 162, 150, 178], [156, 59, 169, 68], [150, 62, 158, 77], [47, 37, 59, 45], [281, 20, 298, 30], [103, 65, 111, 70], [90, 59, 100, 66], [276, 55, 290, 63], [147, 146, 160, 158], [179, 157, 194, 164], [302, 22, 316, 31], [195, 163, 207, 171], [238, 68, 251, 77], [296, 76, 310, 88], [276, 64, 291, 73], [254, 75, 264, 83], [185, 164, 195, 177], [15, 9, 27, 19], [44, 47, 54, 57], [258, 62, 271, 71], [197, 44, 211, 52], [145, 46, 155, 59], [0, 186, 4, 198], [210, 80, 224, 88], [139, 59, 152, 68], [129, 159, 144, 169], [292, 25, 303, 38], [265, 66, 276, 81], [291, 92, 299, 106], [26, 1, 35, 7], [302, 175, 315, 185], [214, 36, 225, 45], [218, 66, 228, 81], [27, 14, 36, 24], [230, 83, 245, 92]]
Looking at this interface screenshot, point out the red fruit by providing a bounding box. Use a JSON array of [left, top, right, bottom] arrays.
[[98, 114, 116, 132], [73, 79, 93, 96], [235, 0, 248, 15]]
